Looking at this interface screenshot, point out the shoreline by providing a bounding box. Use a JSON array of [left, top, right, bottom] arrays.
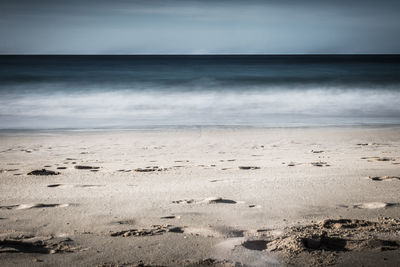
[[1, 123, 400, 134]]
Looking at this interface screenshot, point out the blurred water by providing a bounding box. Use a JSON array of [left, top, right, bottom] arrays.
[[1, 55, 400, 129]]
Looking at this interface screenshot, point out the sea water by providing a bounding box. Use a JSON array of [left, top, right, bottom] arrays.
[[1, 55, 400, 129]]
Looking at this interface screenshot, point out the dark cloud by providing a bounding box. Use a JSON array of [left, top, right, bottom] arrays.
[[1, 0, 400, 54]]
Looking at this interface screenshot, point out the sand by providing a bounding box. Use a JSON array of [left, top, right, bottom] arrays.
[[0, 127, 399, 266]]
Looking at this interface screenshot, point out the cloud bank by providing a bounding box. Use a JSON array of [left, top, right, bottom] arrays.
[[1, 0, 400, 54]]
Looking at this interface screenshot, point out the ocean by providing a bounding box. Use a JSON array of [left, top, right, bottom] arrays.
[[1, 55, 400, 129]]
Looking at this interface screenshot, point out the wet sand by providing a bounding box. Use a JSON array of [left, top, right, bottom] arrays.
[[0, 127, 400, 266]]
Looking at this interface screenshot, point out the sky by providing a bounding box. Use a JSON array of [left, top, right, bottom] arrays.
[[1, 0, 400, 54]]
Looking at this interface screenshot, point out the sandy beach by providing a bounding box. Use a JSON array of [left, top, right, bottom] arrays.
[[0, 127, 400, 266]]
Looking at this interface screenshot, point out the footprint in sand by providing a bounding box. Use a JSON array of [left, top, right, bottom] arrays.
[[0, 238, 79, 254], [203, 197, 237, 204], [114, 219, 136, 225], [367, 176, 400, 181], [185, 227, 224, 238], [311, 161, 330, 167], [47, 184, 104, 188], [27, 169, 60, 176], [311, 150, 324, 153], [239, 166, 260, 170], [0, 203, 70, 210], [185, 226, 245, 238], [74, 165, 100, 170], [172, 199, 195, 204], [160, 215, 181, 219], [172, 197, 238, 205], [361, 156, 395, 162], [47, 184, 64, 188], [134, 166, 167, 172], [242, 240, 269, 251], [110, 225, 184, 237], [301, 235, 399, 252], [214, 226, 245, 238], [339, 202, 398, 209], [76, 184, 104, 188]]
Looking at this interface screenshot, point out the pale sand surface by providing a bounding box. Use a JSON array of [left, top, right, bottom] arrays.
[[0, 127, 399, 266]]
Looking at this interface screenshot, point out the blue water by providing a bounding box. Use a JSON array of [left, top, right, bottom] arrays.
[[1, 55, 400, 129]]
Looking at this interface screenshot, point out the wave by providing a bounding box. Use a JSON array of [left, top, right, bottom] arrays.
[[1, 55, 400, 129], [1, 86, 399, 129]]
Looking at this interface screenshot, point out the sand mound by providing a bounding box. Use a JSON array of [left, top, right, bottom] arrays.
[[265, 217, 400, 265]]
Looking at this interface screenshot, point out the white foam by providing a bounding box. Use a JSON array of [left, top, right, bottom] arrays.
[[1, 87, 400, 128]]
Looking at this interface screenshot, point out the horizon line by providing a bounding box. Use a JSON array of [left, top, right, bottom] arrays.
[[1, 53, 400, 56]]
